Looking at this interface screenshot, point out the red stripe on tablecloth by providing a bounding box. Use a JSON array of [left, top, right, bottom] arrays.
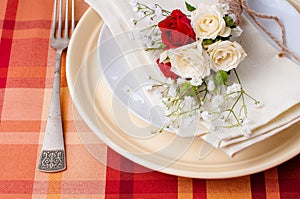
[[106, 148, 179, 198], [105, 148, 121, 195], [0, 180, 33, 194], [192, 179, 206, 199], [0, 0, 18, 119], [278, 155, 300, 198], [0, 0, 18, 85], [120, 156, 134, 198], [0, 20, 51, 30], [250, 172, 266, 199], [132, 171, 178, 198]]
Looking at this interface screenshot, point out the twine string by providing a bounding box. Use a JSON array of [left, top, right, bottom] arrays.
[[219, 0, 300, 62]]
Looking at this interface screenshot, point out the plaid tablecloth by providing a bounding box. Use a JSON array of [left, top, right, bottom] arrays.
[[0, 0, 299, 198]]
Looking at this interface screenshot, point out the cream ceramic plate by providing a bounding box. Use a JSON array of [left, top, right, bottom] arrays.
[[66, 8, 300, 179]]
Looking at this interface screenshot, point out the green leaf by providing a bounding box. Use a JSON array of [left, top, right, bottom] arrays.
[[185, 2, 196, 12], [180, 82, 196, 97], [202, 39, 214, 46], [215, 36, 231, 42], [224, 15, 234, 27], [214, 70, 228, 86], [158, 42, 166, 50]]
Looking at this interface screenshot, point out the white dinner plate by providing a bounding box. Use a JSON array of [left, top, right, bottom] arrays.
[[66, 8, 300, 179]]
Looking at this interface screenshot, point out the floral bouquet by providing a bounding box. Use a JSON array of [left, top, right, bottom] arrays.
[[129, 1, 262, 137]]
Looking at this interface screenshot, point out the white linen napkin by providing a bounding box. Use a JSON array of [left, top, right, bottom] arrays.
[[86, 0, 300, 156]]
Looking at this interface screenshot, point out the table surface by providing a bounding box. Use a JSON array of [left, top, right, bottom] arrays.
[[0, 0, 299, 198]]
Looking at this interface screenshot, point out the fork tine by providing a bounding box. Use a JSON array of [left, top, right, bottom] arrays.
[[57, 0, 63, 38], [64, 0, 69, 38], [51, 0, 57, 39], [71, 0, 75, 32]]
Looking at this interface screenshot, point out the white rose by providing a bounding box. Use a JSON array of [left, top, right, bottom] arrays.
[[191, 3, 231, 39], [167, 42, 211, 81], [207, 40, 247, 72]]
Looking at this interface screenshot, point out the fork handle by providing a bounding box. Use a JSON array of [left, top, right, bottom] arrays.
[[38, 49, 66, 172]]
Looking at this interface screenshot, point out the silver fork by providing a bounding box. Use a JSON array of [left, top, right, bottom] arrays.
[[38, 0, 75, 172]]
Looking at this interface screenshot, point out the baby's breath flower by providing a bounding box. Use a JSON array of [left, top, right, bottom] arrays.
[[129, 0, 138, 13], [176, 78, 186, 84], [129, 18, 137, 28], [255, 101, 264, 109], [154, 6, 163, 18], [241, 119, 251, 137], [190, 77, 203, 86], [182, 96, 196, 111], [212, 95, 224, 108], [166, 78, 174, 85], [142, 37, 152, 47], [226, 83, 241, 97], [137, 11, 145, 17], [146, 16, 155, 25], [201, 111, 211, 121], [219, 3, 230, 14], [168, 85, 178, 97], [231, 26, 243, 38], [207, 80, 215, 91], [143, 84, 153, 91], [163, 116, 172, 127], [228, 13, 237, 23]]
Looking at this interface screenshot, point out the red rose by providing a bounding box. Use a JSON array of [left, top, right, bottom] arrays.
[[156, 59, 179, 80], [158, 10, 196, 49]]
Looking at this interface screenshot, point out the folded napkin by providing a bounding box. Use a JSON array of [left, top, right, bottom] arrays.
[[86, 0, 300, 156]]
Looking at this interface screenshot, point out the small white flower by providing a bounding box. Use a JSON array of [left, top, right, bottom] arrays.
[[205, 93, 212, 100], [159, 97, 168, 109], [219, 3, 230, 14], [168, 85, 178, 97], [142, 37, 152, 47], [176, 78, 186, 84], [228, 13, 237, 23], [137, 11, 145, 17], [201, 111, 211, 121], [129, 0, 139, 13], [241, 118, 251, 137], [183, 96, 196, 111], [226, 83, 241, 97], [242, 118, 249, 125], [190, 76, 203, 86], [231, 26, 243, 38], [255, 101, 264, 109], [163, 116, 173, 127], [146, 16, 155, 25], [212, 95, 224, 108], [242, 127, 251, 137], [159, 51, 169, 62], [154, 6, 162, 18], [149, 3, 156, 10], [144, 85, 153, 91], [166, 78, 174, 85], [129, 18, 137, 28], [132, 6, 138, 12], [182, 116, 194, 126], [129, 0, 138, 7], [207, 80, 215, 91]]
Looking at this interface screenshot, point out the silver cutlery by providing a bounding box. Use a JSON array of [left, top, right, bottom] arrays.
[[38, 0, 75, 172]]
